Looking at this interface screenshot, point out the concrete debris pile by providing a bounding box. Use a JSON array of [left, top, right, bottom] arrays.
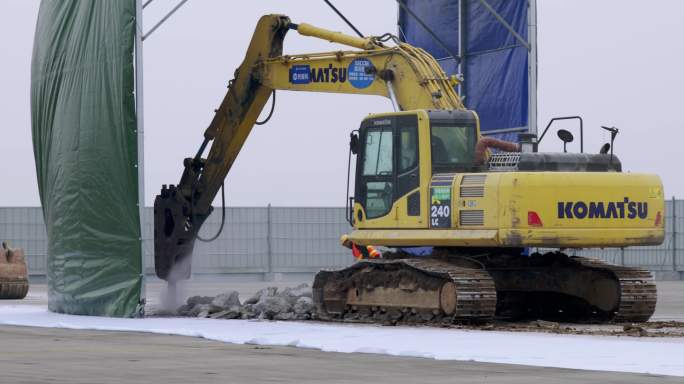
[[176, 283, 315, 321]]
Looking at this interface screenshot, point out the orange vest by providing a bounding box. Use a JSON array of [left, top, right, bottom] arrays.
[[351, 244, 381, 260]]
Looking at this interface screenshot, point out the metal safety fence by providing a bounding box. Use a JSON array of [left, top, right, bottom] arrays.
[[0, 206, 354, 276], [1, 202, 682, 278], [141, 206, 354, 275]]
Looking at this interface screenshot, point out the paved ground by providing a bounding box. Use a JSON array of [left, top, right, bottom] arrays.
[[1, 325, 680, 384], [2, 279, 683, 383], [652, 281, 684, 321]]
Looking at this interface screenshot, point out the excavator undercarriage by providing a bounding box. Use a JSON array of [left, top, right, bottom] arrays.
[[314, 257, 497, 323], [313, 250, 656, 324]]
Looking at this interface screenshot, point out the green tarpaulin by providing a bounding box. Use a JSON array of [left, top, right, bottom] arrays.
[[31, 0, 143, 317]]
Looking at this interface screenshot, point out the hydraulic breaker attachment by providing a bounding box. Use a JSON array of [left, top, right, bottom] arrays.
[[153, 184, 211, 283]]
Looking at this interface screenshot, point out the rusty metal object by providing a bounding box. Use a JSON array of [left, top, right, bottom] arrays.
[[474, 137, 521, 165], [313, 258, 497, 324], [0, 242, 29, 299]]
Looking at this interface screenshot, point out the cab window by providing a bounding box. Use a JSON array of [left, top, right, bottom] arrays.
[[363, 129, 393, 176], [431, 124, 476, 171], [399, 124, 418, 173], [361, 126, 393, 219]]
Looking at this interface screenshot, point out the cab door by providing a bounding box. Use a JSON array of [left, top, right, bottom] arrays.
[[353, 114, 423, 228], [394, 115, 422, 227]]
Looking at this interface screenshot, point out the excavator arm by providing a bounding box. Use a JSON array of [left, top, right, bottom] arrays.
[[154, 14, 466, 282]]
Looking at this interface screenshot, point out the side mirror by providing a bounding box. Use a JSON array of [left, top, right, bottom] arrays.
[[557, 129, 574, 153], [350, 132, 359, 155], [600, 143, 611, 154], [600, 125, 619, 162]]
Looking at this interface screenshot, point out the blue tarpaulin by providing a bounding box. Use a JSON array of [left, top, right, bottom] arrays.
[[398, 0, 535, 141]]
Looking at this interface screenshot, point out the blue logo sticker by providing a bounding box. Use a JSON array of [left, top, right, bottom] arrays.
[[289, 65, 311, 84], [348, 58, 375, 89]]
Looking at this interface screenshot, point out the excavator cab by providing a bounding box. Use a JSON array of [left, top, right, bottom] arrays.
[[352, 110, 479, 230]]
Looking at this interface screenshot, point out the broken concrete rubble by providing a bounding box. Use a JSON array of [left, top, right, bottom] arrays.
[[178, 283, 314, 321], [280, 283, 312, 301], [210, 291, 241, 312], [195, 304, 212, 318], [293, 296, 313, 315], [254, 296, 292, 319], [186, 295, 214, 307], [244, 287, 278, 305]]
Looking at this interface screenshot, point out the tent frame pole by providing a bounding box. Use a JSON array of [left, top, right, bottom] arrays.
[[135, 0, 146, 301], [458, 0, 467, 98], [527, 0, 538, 135]]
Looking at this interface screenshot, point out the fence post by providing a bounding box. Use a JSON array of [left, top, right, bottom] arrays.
[[267, 203, 273, 276], [673, 196, 677, 272]]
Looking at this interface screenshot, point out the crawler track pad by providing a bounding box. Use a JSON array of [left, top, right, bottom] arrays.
[[486, 253, 657, 323], [313, 258, 497, 324]]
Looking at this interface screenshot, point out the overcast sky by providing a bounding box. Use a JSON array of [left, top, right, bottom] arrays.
[[1, 0, 683, 207]]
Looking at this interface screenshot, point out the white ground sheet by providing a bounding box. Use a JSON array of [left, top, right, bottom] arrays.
[[1, 305, 683, 377]]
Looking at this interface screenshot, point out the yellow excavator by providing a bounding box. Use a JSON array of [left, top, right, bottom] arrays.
[[154, 14, 664, 323]]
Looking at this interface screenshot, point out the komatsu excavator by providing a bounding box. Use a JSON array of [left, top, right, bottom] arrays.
[[154, 14, 664, 324]]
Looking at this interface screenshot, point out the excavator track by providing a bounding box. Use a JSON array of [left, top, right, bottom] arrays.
[[573, 256, 657, 323], [314, 250, 657, 325], [313, 258, 497, 325], [483, 252, 657, 323]]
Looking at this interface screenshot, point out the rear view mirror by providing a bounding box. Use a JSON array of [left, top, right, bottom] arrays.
[[557, 129, 574, 153], [557, 129, 574, 143], [350, 132, 359, 155], [600, 143, 611, 154]]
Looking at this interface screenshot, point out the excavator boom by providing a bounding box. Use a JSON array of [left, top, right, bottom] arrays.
[[154, 14, 467, 281]]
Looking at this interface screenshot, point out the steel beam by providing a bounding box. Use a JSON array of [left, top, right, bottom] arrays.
[[482, 126, 528, 135], [458, 0, 467, 97], [674, 196, 678, 271], [142, 0, 189, 41], [477, 0, 530, 51], [527, 0, 538, 135], [396, 0, 461, 63], [134, 0, 146, 301]]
